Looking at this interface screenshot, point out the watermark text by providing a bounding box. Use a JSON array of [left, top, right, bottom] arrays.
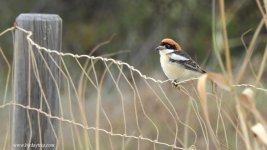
[[13, 143, 55, 148]]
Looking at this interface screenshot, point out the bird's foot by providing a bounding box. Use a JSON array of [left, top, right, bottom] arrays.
[[172, 80, 181, 90]]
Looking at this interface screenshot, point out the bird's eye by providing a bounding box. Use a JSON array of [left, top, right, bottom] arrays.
[[161, 42, 175, 49], [165, 44, 171, 49]]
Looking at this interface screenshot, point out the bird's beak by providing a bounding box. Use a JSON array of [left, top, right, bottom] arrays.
[[156, 46, 164, 51]]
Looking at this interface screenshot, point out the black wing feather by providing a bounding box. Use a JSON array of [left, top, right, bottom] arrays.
[[169, 50, 206, 74]]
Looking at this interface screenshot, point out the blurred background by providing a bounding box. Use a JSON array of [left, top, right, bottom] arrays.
[[1, 0, 266, 80], [1, 0, 267, 149]]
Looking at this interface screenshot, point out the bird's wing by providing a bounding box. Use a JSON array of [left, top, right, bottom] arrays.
[[169, 50, 206, 74], [170, 52, 190, 61]]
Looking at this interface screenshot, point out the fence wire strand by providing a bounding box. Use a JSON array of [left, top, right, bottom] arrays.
[[0, 26, 266, 150]]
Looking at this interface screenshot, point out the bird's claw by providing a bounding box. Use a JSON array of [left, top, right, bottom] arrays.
[[172, 80, 181, 90]]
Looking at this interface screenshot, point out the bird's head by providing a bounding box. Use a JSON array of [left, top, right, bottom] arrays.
[[156, 38, 182, 55]]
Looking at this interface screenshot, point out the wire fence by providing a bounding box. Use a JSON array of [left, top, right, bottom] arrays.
[[0, 25, 267, 150]]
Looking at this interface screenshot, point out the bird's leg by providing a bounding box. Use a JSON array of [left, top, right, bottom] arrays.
[[172, 80, 178, 87], [172, 80, 181, 90]]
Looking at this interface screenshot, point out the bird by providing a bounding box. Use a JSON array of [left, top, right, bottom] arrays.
[[156, 38, 206, 87]]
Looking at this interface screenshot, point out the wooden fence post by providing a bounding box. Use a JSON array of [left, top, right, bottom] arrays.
[[12, 14, 62, 150]]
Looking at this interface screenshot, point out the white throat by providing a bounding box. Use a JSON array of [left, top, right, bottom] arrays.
[[159, 49, 174, 55]]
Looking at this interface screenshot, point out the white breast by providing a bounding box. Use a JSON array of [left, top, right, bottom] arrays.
[[160, 54, 200, 80]]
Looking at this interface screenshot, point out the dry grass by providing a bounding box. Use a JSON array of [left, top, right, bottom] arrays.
[[0, 0, 267, 149]]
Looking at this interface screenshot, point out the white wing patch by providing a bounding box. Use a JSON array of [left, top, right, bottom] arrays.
[[170, 53, 189, 61]]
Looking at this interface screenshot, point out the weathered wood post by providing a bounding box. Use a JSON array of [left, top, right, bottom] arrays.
[[12, 14, 61, 150]]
